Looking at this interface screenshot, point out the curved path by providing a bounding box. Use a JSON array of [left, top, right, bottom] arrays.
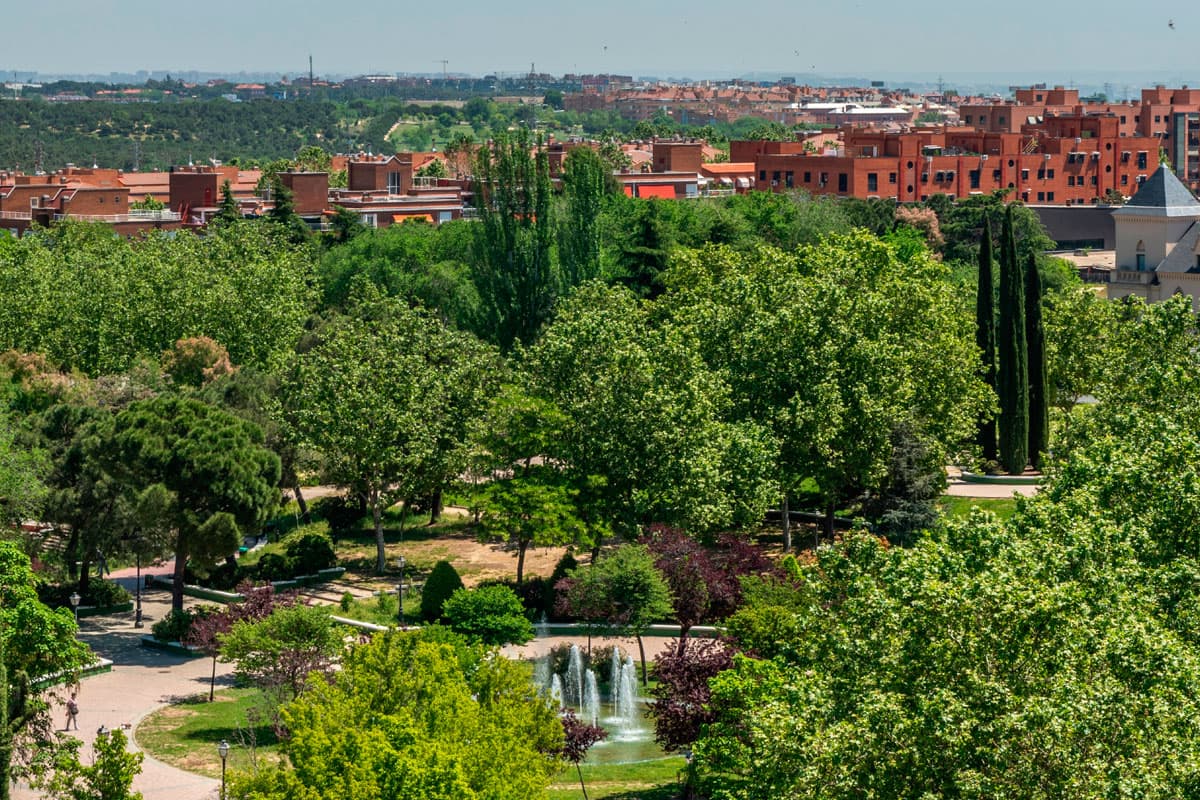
[[13, 582, 233, 800]]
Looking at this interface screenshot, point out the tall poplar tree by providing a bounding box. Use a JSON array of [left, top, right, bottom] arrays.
[[974, 216, 998, 464], [996, 205, 1028, 474], [1025, 251, 1048, 469]]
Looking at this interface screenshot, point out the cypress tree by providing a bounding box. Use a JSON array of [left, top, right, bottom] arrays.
[[997, 205, 1028, 474], [1025, 251, 1049, 469], [974, 216, 998, 464]]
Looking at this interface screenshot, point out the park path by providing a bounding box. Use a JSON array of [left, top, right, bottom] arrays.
[[12, 586, 231, 800]]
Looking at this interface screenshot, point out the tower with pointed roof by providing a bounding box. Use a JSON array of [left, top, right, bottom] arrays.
[[1110, 166, 1200, 306]]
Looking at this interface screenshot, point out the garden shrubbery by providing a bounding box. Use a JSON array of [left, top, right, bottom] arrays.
[[420, 560, 464, 622], [37, 579, 132, 609]]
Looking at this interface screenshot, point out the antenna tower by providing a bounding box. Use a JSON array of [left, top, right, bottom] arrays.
[[436, 59, 449, 81]]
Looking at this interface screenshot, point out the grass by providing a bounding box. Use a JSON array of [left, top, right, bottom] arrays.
[[333, 588, 423, 626], [938, 495, 1020, 521], [548, 757, 686, 800], [136, 688, 284, 778]]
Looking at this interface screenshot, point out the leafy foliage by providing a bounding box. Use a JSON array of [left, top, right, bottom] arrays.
[[420, 560, 464, 623], [442, 585, 534, 646]]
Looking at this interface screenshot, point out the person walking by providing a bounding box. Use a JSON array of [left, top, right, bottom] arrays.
[[64, 693, 79, 731]]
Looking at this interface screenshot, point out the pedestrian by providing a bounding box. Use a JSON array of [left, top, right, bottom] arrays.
[[65, 693, 79, 731]]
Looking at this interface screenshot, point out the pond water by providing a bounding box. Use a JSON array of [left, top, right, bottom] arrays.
[[532, 643, 667, 765]]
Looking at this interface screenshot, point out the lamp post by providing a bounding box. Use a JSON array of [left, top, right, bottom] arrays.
[[217, 739, 230, 800], [133, 546, 143, 628], [395, 555, 406, 628], [69, 591, 80, 623]]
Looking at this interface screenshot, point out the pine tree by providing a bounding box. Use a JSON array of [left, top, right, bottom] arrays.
[[974, 216, 998, 464], [215, 179, 239, 225], [997, 205, 1028, 474], [1025, 251, 1049, 469]]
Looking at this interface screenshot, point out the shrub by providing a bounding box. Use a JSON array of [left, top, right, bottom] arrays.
[[311, 495, 364, 540], [284, 530, 337, 574], [340, 591, 354, 613], [37, 580, 131, 609], [420, 560, 464, 622], [256, 552, 294, 582], [442, 585, 534, 646], [151, 606, 217, 643], [186, 559, 241, 590]]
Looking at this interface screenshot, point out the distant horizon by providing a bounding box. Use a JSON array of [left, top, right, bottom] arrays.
[[4, 0, 1197, 91]]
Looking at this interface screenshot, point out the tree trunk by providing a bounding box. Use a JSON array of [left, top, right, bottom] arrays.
[[372, 489, 386, 575], [516, 540, 528, 584], [172, 537, 187, 611], [822, 501, 836, 547], [209, 655, 217, 702], [65, 527, 80, 581], [781, 493, 791, 552], [576, 762, 590, 800], [428, 489, 443, 525], [292, 485, 310, 524], [637, 634, 649, 686], [78, 555, 93, 601]]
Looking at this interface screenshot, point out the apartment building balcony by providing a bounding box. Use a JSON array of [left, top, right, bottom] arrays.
[[1111, 269, 1156, 285]]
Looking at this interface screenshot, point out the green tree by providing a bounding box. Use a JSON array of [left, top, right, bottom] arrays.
[[420, 561, 464, 622], [219, 604, 342, 700], [442, 585, 534, 646], [561, 545, 672, 684], [1, 542, 91, 799], [99, 396, 280, 610], [283, 294, 498, 572], [477, 468, 586, 584], [1025, 251, 1049, 469], [557, 147, 611, 287], [996, 205, 1029, 474], [267, 175, 310, 244], [32, 727, 143, 800], [472, 129, 557, 349], [228, 629, 562, 800], [975, 215, 998, 464], [215, 180, 240, 225]]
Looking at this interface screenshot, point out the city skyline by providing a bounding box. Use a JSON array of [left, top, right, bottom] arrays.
[[4, 0, 1199, 84]]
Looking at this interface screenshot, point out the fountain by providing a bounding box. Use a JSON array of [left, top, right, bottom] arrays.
[[564, 644, 585, 708], [583, 669, 600, 726], [535, 612, 550, 639], [613, 655, 640, 737], [532, 645, 661, 764]]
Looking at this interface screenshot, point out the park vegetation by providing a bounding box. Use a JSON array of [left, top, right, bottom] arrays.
[[4, 158, 1198, 798]]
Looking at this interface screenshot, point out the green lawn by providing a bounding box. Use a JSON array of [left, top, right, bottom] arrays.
[[938, 495, 1020, 521], [549, 757, 686, 800], [136, 688, 283, 778]]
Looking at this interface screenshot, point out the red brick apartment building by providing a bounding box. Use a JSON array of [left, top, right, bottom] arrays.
[[328, 154, 464, 227], [742, 116, 1162, 204], [962, 85, 1200, 190], [0, 166, 182, 236]]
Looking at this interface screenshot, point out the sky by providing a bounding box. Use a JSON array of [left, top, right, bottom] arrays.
[[4, 0, 1200, 85]]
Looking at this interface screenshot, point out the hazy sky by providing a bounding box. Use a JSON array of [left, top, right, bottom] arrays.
[[3, 0, 1199, 81]]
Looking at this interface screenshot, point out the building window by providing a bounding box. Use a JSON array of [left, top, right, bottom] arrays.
[[1036, 94, 1043, 101], [387, 171, 403, 194], [998, 116, 1006, 125], [1037, 191, 1045, 201], [1037, 168, 1045, 179], [1021, 169, 1029, 180], [969, 169, 981, 188], [838, 173, 848, 192], [1137, 152, 1148, 169], [1047, 169, 1055, 178], [1135, 115, 1140, 123], [1046, 192, 1055, 202], [785, 171, 794, 188], [867, 173, 878, 192], [1156, 115, 1162, 123], [888, 172, 897, 184], [993, 169, 1002, 181], [759, 170, 766, 181], [819, 172, 828, 186], [772, 171, 781, 184], [1120, 115, 1126, 124], [1091, 176, 1098, 185], [1121, 174, 1129, 185], [1136, 253, 1146, 270], [803, 171, 811, 183], [964, 115, 972, 124], [1067, 176, 1075, 186]]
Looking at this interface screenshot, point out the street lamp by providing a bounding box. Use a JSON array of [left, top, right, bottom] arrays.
[[395, 555, 406, 628], [69, 592, 80, 623], [217, 739, 230, 800], [133, 539, 144, 628]]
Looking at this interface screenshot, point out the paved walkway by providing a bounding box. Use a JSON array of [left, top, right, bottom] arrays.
[[12, 589, 231, 800]]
